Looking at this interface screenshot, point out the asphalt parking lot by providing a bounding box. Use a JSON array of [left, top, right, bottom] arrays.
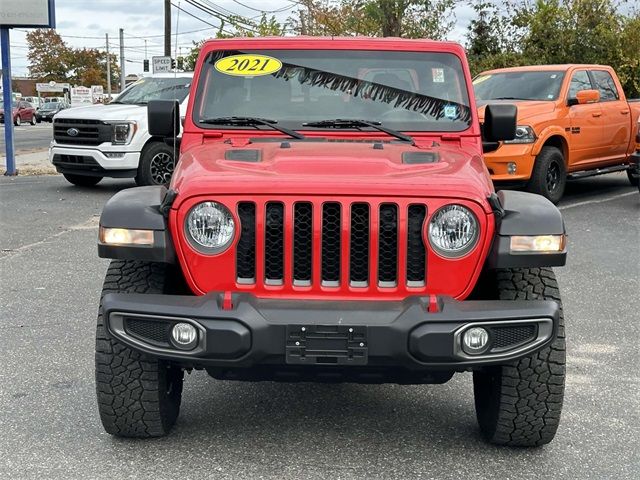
[[0, 173, 638, 479], [0, 123, 53, 154]]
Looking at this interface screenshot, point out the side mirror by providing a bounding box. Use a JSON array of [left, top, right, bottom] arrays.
[[568, 89, 600, 106], [483, 104, 517, 142], [148, 100, 180, 138]]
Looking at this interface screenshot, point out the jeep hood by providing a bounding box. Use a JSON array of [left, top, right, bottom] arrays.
[[171, 141, 494, 210], [477, 100, 556, 123]]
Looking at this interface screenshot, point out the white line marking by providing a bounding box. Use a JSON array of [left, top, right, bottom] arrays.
[[559, 191, 637, 210]]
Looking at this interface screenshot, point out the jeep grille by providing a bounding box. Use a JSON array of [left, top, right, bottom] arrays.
[[235, 199, 427, 289]]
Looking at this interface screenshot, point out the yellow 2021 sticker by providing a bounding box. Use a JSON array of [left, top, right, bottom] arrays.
[[215, 54, 282, 77]]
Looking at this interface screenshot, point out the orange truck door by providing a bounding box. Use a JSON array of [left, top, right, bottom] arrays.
[[590, 69, 631, 162], [566, 69, 603, 169]]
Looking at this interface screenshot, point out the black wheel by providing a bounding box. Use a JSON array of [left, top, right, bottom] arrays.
[[135, 142, 176, 186], [63, 173, 102, 187], [627, 168, 639, 187], [527, 146, 566, 204], [30, 115, 37, 125], [14, 115, 21, 126], [473, 267, 566, 447], [96, 260, 185, 438]]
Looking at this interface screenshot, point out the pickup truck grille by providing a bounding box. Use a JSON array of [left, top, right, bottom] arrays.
[[235, 199, 427, 290], [53, 118, 112, 146]]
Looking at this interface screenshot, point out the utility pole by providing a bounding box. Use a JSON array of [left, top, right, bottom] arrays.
[[119, 28, 125, 92], [164, 0, 171, 57], [105, 33, 112, 99]]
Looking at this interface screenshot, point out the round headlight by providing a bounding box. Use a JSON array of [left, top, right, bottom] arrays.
[[185, 201, 235, 253], [428, 205, 479, 258]]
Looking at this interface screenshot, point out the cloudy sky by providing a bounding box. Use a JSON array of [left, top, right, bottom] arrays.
[[6, 0, 477, 77]]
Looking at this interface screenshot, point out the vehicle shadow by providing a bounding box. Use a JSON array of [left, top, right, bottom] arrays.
[[163, 373, 503, 454]]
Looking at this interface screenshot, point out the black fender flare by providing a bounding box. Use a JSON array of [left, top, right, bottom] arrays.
[[98, 186, 176, 263], [486, 190, 567, 269]]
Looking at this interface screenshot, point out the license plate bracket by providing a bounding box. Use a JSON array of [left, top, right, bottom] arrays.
[[286, 325, 368, 365]]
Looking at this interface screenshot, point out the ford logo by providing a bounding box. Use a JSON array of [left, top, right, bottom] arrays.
[[67, 128, 80, 137]]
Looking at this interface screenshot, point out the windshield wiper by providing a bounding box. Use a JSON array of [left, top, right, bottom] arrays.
[[491, 97, 530, 100], [303, 119, 414, 145], [200, 116, 305, 140]]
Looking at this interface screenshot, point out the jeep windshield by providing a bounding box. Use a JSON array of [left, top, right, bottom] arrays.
[[474, 71, 565, 101], [113, 77, 191, 105], [194, 50, 472, 133]]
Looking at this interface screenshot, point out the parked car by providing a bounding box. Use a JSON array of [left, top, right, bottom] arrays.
[[36, 101, 68, 122], [95, 37, 568, 447], [0, 100, 37, 126], [23, 96, 44, 111], [49, 72, 193, 187], [474, 64, 640, 203]]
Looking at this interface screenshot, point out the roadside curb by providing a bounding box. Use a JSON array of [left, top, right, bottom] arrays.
[[1, 149, 58, 176]]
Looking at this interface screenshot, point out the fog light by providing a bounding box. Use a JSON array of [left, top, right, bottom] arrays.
[[171, 323, 198, 350], [462, 327, 489, 354], [507, 162, 517, 175]]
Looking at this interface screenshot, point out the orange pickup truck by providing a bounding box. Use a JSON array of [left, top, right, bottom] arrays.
[[474, 64, 640, 202]]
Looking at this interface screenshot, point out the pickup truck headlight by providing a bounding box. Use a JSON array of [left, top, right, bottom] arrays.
[[428, 205, 479, 258], [185, 201, 235, 254], [504, 125, 536, 144], [111, 122, 137, 145]]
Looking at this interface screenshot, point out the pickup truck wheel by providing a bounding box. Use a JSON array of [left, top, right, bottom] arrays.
[[135, 142, 175, 186], [62, 174, 102, 187], [95, 260, 184, 437], [627, 168, 639, 187], [527, 147, 566, 204], [473, 267, 566, 446]]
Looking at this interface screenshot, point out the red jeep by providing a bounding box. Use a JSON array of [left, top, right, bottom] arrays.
[[95, 38, 567, 446]]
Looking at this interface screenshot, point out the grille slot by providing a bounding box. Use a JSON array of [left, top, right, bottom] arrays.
[[264, 202, 284, 284], [124, 318, 171, 346], [406, 204, 427, 286], [236, 202, 256, 282], [321, 203, 342, 285], [378, 204, 398, 286], [349, 203, 369, 286], [491, 325, 537, 350], [293, 203, 313, 285]]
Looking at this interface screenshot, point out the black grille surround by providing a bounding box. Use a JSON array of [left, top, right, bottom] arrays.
[[234, 199, 429, 290], [54, 118, 112, 146]]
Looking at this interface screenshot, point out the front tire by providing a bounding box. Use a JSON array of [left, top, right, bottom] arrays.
[[627, 168, 639, 187], [63, 173, 102, 187], [527, 146, 566, 204], [30, 115, 37, 125], [14, 115, 21, 126], [96, 260, 184, 437], [135, 142, 176, 186], [473, 267, 566, 447]]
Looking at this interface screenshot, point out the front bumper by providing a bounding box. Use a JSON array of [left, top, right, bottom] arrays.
[[49, 145, 140, 176], [102, 293, 560, 373], [484, 143, 536, 182]]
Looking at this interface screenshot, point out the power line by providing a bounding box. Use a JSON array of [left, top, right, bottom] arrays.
[[185, 0, 260, 33], [229, 0, 296, 14], [171, 2, 235, 35]]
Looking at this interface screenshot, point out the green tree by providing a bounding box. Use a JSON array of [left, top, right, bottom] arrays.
[[26, 29, 120, 88], [289, 0, 456, 39], [26, 29, 70, 81]]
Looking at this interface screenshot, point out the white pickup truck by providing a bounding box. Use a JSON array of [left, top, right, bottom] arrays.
[[49, 73, 193, 186]]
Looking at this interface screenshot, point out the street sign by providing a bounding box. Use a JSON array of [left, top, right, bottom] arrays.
[[152, 56, 172, 74], [0, 0, 56, 28], [71, 86, 93, 105], [36, 81, 69, 93]]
